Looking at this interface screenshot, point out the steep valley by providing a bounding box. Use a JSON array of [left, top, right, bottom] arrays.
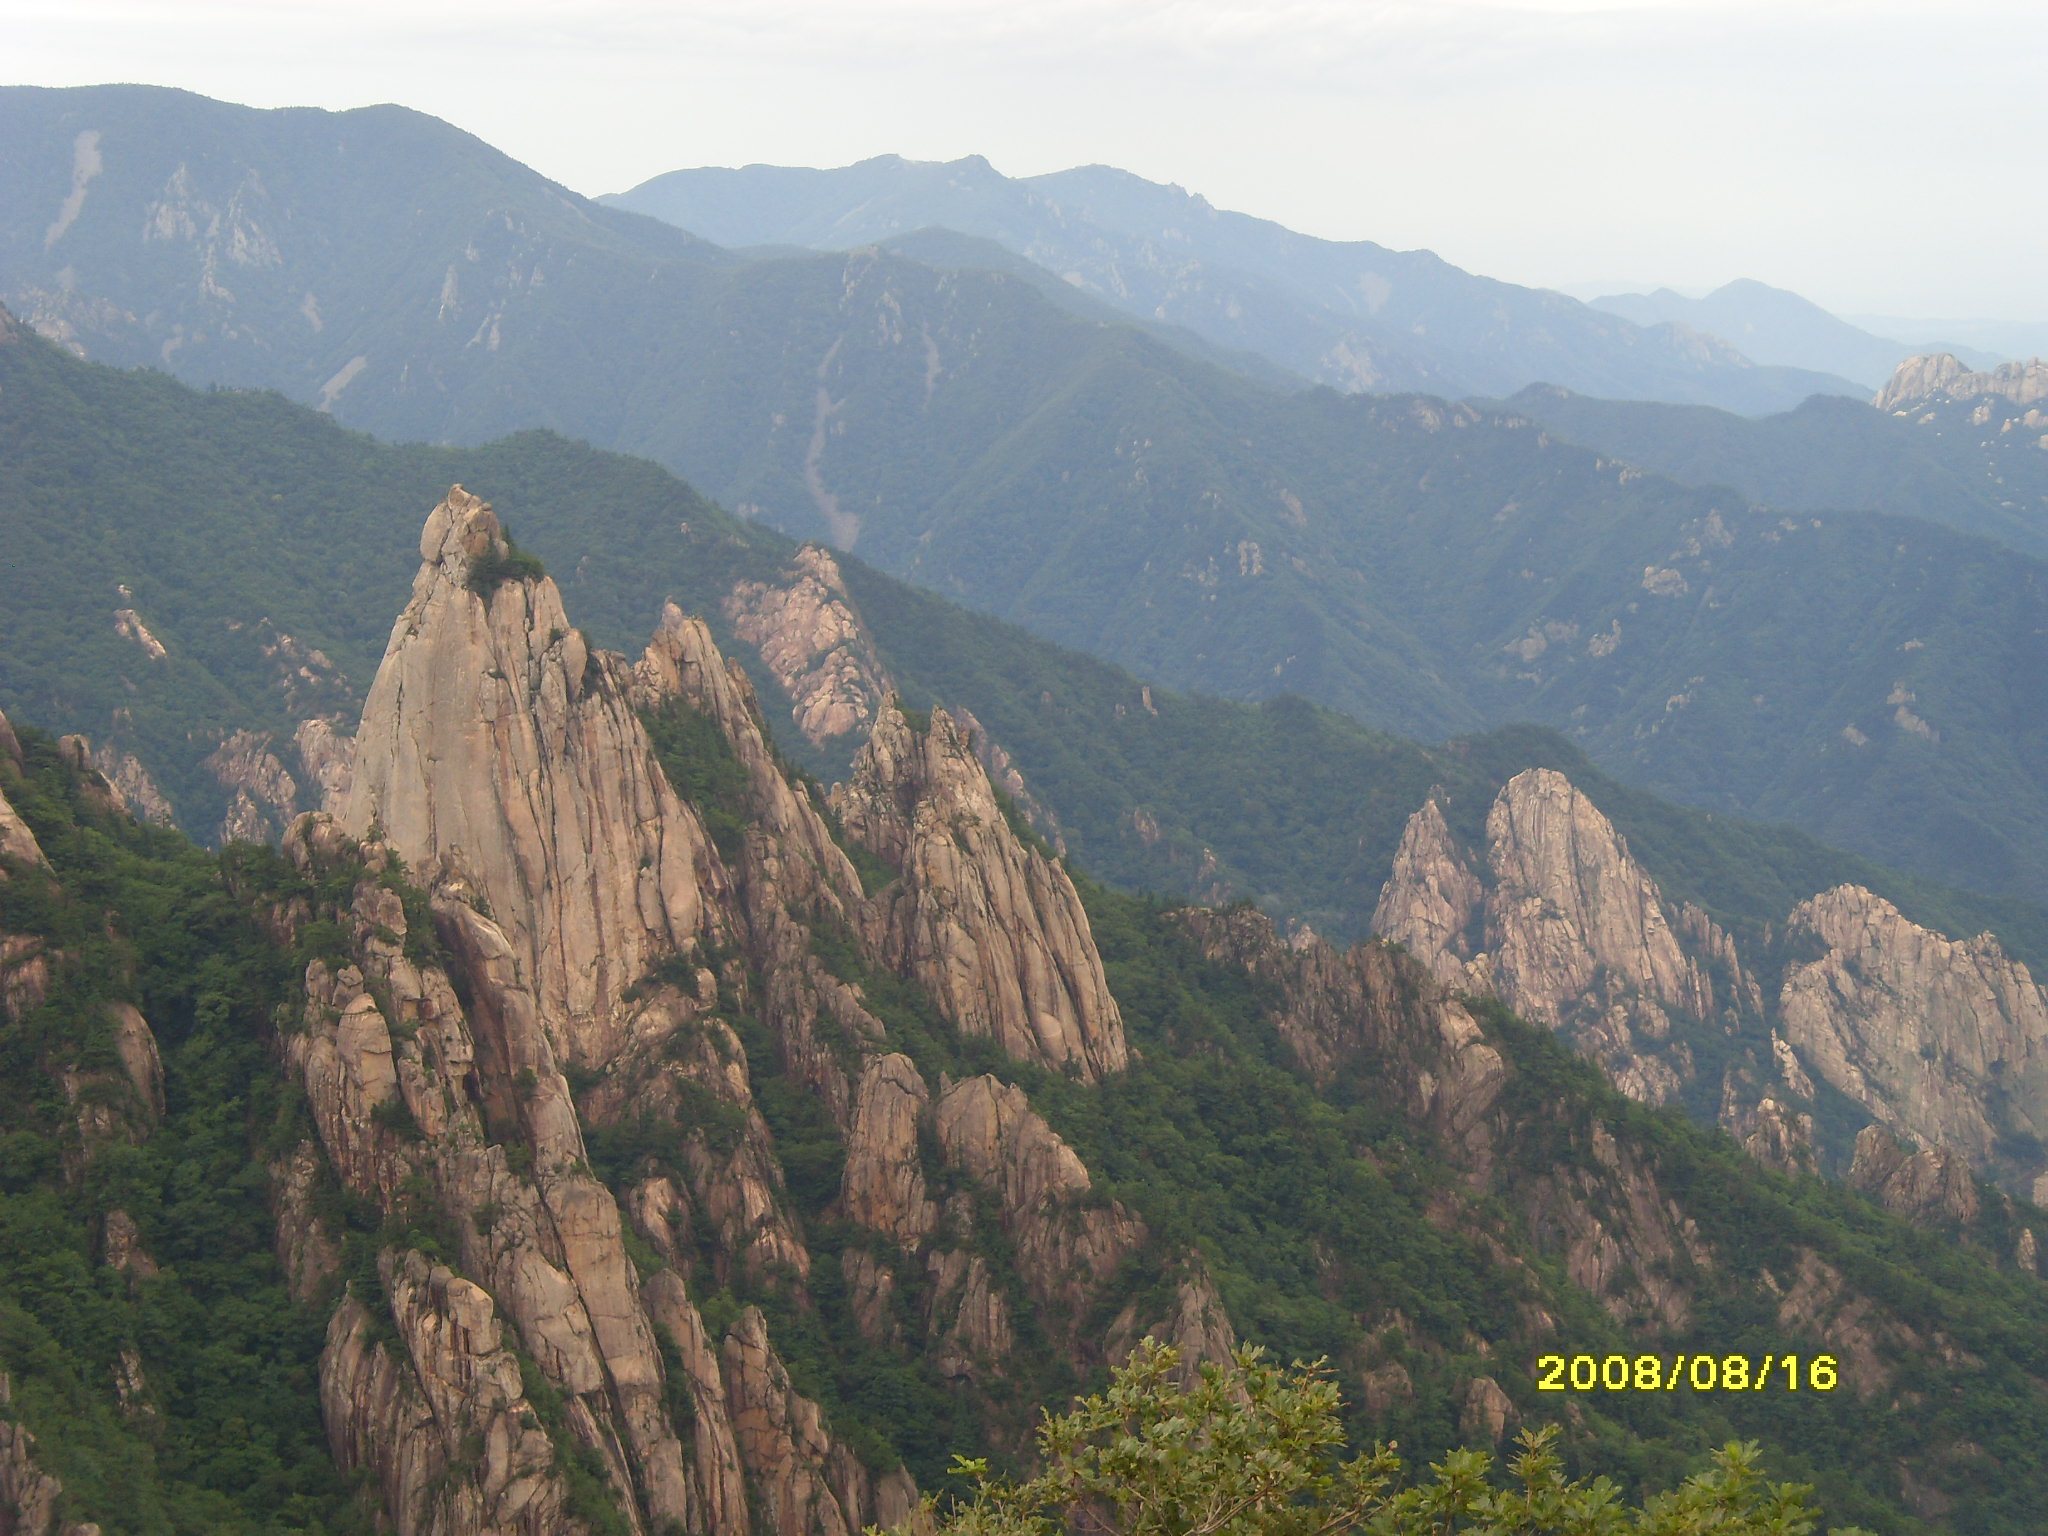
[[10, 486, 2048, 1536]]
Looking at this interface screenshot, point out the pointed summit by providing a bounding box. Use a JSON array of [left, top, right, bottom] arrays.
[[344, 487, 730, 1066]]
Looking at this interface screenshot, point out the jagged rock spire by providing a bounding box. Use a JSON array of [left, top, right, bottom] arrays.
[[343, 487, 729, 1067], [834, 702, 1128, 1080]]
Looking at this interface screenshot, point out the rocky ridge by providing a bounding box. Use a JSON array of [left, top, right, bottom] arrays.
[[262, 487, 1200, 1535], [1373, 767, 2048, 1197], [8, 489, 2048, 1529], [834, 703, 1126, 1082], [1373, 770, 1740, 1108], [1782, 885, 2048, 1192], [1875, 352, 2048, 413], [723, 546, 890, 752]]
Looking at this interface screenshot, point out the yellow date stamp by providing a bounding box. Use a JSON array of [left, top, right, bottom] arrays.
[[1535, 1352, 1839, 1393]]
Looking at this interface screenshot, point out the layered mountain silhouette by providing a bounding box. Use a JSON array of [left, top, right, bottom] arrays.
[[4, 84, 2045, 910], [604, 153, 1862, 412]]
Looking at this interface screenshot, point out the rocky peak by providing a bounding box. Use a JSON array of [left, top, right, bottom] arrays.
[[834, 703, 1127, 1080], [1182, 906, 1505, 1167], [1482, 768, 1708, 1029], [1779, 885, 2048, 1191], [1848, 1126, 1981, 1228], [1370, 794, 1481, 986], [1876, 352, 2048, 412], [1373, 770, 1723, 1106], [343, 487, 730, 1068], [723, 546, 891, 750]]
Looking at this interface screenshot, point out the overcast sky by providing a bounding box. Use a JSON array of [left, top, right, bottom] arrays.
[[6, 0, 2043, 320]]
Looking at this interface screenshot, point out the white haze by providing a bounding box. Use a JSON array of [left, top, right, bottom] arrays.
[[3, 0, 2044, 321]]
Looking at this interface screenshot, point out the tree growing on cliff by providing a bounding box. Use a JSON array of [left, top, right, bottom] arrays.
[[909, 1339, 1866, 1536]]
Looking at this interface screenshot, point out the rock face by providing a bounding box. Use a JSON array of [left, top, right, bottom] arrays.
[[1373, 772, 1732, 1105], [933, 1074, 1144, 1329], [1372, 770, 2048, 1198], [723, 546, 890, 749], [0, 1373, 89, 1536], [279, 819, 696, 1534], [344, 487, 729, 1069], [0, 711, 46, 869], [291, 489, 1204, 1536], [1479, 769, 1710, 1031], [320, 1256, 571, 1536], [1848, 1127, 1980, 1227], [1876, 352, 2048, 412], [1371, 797, 1481, 986], [88, 741, 176, 828], [838, 1054, 936, 1245], [1780, 885, 2048, 1189], [294, 716, 355, 814], [0, 779, 45, 870], [205, 728, 300, 845], [834, 703, 1127, 1081], [1185, 906, 1505, 1168]]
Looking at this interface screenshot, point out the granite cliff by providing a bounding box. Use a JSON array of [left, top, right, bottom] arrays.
[[1373, 767, 2048, 1196], [1372, 770, 1742, 1108], [12, 485, 2048, 1532], [1875, 352, 2048, 413], [259, 488, 1185, 1534]]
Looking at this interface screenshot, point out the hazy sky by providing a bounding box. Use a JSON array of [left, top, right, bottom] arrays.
[[6, 0, 2044, 320]]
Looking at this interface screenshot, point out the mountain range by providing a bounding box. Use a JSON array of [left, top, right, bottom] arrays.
[[8, 77, 2048, 1536], [1585, 280, 2006, 391], [603, 153, 1862, 414], [3, 84, 2048, 914], [10, 470, 2048, 1534]]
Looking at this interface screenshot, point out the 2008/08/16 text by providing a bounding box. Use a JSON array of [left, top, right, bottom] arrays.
[[1535, 1353, 1839, 1393]]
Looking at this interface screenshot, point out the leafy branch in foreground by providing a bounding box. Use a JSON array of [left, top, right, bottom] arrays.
[[903, 1340, 1871, 1536]]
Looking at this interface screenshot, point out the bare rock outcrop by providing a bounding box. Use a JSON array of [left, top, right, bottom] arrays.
[[1481, 768, 1710, 1044], [932, 1074, 1143, 1328], [1765, 1247, 1973, 1399], [1370, 796, 1482, 986], [835, 704, 1126, 1080], [1523, 1121, 1710, 1331], [632, 601, 864, 931], [724, 546, 890, 749], [0, 1377, 65, 1536], [88, 742, 177, 827], [1848, 1126, 1981, 1227], [0, 783, 45, 868], [642, 1270, 750, 1536], [1722, 1089, 1815, 1177], [1779, 886, 2048, 1187], [950, 706, 1065, 854], [294, 716, 355, 815], [0, 711, 46, 868], [1105, 1266, 1238, 1387], [343, 487, 729, 1069], [1373, 771, 1742, 1106], [1876, 353, 2048, 412], [320, 1254, 574, 1536], [280, 820, 700, 1536], [720, 1307, 891, 1536], [1459, 1376, 1516, 1446], [205, 729, 299, 844], [1182, 907, 1505, 1170], [838, 1053, 936, 1245]]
